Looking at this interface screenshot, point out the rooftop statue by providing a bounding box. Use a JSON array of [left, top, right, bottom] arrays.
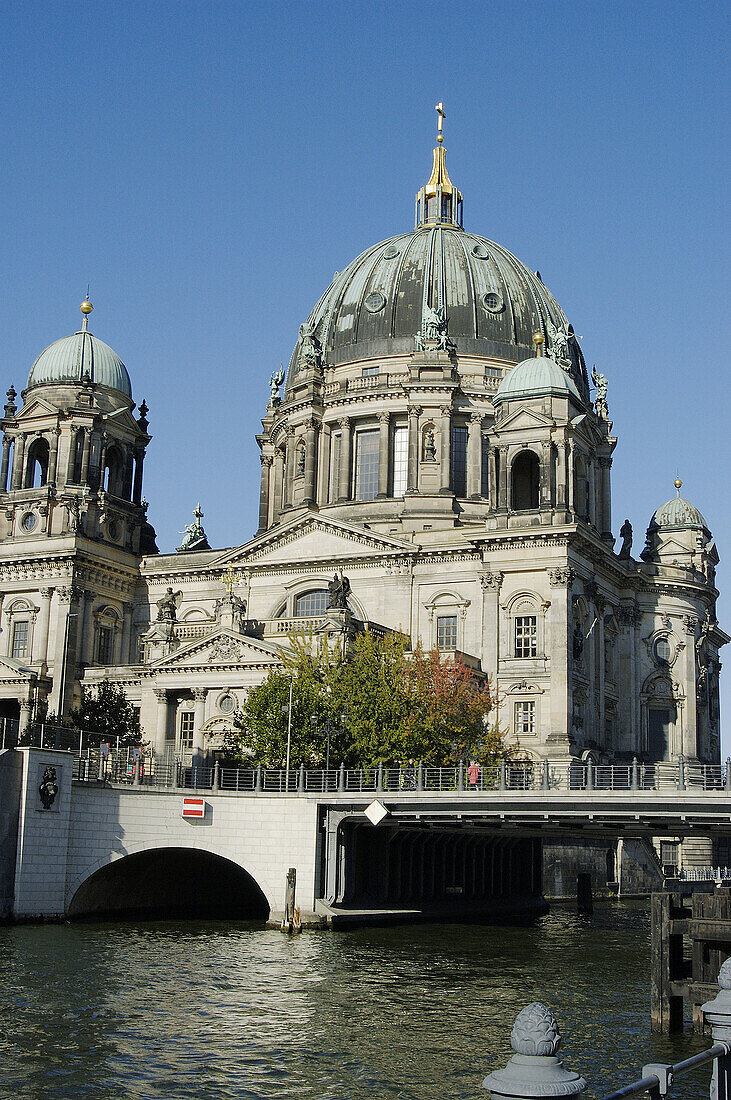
[[415, 303, 453, 352], [618, 519, 633, 559], [546, 318, 573, 370], [156, 586, 182, 622], [297, 321, 322, 371], [268, 363, 285, 405], [591, 366, 609, 419], [328, 572, 351, 610], [177, 503, 210, 552]]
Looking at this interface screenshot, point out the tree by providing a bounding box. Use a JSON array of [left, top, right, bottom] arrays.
[[69, 680, 144, 748], [227, 629, 502, 768]]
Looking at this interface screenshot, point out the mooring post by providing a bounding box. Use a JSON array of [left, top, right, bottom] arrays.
[[702, 960, 731, 1099], [678, 754, 686, 791], [482, 1003, 587, 1099], [541, 759, 550, 790], [631, 756, 639, 790], [281, 867, 297, 933], [338, 763, 345, 792], [577, 871, 593, 915]]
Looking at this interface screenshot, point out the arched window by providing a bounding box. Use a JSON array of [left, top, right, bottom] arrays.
[[24, 438, 49, 488], [294, 590, 330, 616], [511, 450, 539, 511], [103, 445, 123, 496]]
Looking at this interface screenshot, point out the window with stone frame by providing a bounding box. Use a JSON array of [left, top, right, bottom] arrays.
[[179, 710, 195, 750], [354, 429, 379, 501], [97, 624, 114, 665], [515, 615, 538, 658], [392, 426, 408, 496], [451, 425, 468, 497], [514, 700, 536, 736], [11, 620, 29, 660], [294, 590, 330, 616], [436, 614, 458, 651]]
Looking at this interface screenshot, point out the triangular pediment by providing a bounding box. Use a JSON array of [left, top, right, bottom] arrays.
[[211, 515, 414, 568], [150, 629, 286, 670], [497, 407, 554, 432], [0, 655, 35, 680], [16, 397, 58, 421], [656, 536, 692, 556]]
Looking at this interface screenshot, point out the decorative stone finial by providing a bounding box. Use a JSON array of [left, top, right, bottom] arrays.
[[435, 101, 445, 144], [718, 958, 731, 990], [482, 1004, 586, 1099], [4, 385, 17, 418], [511, 1003, 561, 1056], [533, 331, 544, 356]]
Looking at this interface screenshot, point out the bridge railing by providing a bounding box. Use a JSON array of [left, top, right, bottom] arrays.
[[482, 963, 731, 1099], [70, 753, 731, 796]]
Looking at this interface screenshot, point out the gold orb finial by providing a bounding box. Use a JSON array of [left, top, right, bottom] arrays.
[[674, 477, 683, 496], [533, 331, 544, 355], [80, 296, 93, 316]]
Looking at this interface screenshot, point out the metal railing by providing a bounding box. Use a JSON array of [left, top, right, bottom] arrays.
[[68, 755, 731, 796], [680, 866, 731, 882], [598, 1043, 730, 1099]]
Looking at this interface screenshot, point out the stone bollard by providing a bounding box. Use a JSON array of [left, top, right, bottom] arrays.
[[499, 759, 507, 791], [338, 763, 345, 792], [417, 761, 424, 792], [631, 756, 640, 791], [725, 758, 731, 794], [702, 960, 731, 1098], [677, 754, 686, 791], [298, 763, 305, 793], [255, 763, 262, 792], [213, 760, 220, 791], [133, 761, 140, 787], [541, 760, 550, 791], [458, 760, 465, 792], [482, 1003, 587, 1099], [376, 762, 384, 792], [585, 762, 594, 791]]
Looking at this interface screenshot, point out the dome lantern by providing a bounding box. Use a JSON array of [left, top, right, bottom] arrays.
[[415, 103, 463, 229]]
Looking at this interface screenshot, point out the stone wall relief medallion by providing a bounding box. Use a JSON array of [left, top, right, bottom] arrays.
[[209, 637, 245, 663], [37, 764, 60, 812]]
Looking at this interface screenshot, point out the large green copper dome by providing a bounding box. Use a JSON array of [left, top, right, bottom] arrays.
[[26, 328, 132, 398]]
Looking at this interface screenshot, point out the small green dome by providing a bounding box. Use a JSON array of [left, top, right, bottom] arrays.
[[493, 353, 583, 405], [26, 330, 132, 398], [651, 496, 709, 531]]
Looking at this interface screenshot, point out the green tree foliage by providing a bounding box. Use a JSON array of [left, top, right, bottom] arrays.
[[228, 630, 502, 768], [69, 680, 144, 748]]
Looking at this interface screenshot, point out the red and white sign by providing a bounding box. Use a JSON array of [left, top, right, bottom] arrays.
[[181, 797, 206, 819]]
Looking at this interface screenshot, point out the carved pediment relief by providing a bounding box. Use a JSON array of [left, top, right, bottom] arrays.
[[495, 407, 554, 433], [211, 516, 414, 568], [15, 397, 58, 421], [150, 630, 284, 670]]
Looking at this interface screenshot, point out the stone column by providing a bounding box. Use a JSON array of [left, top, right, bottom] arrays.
[[316, 424, 331, 504], [35, 587, 53, 667], [596, 597, 606, 745], [47, 427, 60, 486], [556, 440, 567, 509], [273, 446, 285, 522], [303, 418, 318, 506], [49, 586, 79, 718], [498, 445, 509, 511], [283, 426, 296, 509], [97, 433, 108, 491], [153, 688, 169, 759], [567, 440, 575, 516], [192, 688, 207, 768], [439, 405, 452, 494], [682, 615, 699, 759], [74, 589, 87, 666], [406, 405, 421, 493], [467, 413, 482, 498], [80, 429, 92, 487], [66, 426, 79, 483], [0, 435, 11, 491], [19, 699, 32, 740], [480, 571, 503, 684], [337, 417, 352, 502], [488, 447, 498, 509], [133, 448, 145, 504], [119, 606, 132, 665], [599, 456, 612, 539], [258, 455, 272, 531], [11, 433, 26, 490], [540, 441, 551, 509], [377, 412, 390, 498], [548, 568, 574, 747]]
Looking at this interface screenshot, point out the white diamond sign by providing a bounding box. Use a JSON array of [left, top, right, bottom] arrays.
[[364, 799, 388, 826]]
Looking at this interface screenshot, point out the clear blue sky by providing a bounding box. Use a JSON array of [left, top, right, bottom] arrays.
[[1, 1, 729, 737]]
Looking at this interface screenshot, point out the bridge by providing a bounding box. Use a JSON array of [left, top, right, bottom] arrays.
[[3, 746, 731, 924]]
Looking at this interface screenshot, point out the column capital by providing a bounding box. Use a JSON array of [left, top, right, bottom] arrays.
[[261, 454, 273, 468], [338, 416, 351, 430], [153, 688, 168, 702], [440, 404, 452, 417], [480, 570, 504, 591], [598, 456, 612, 469], [304, 417, 318, 432], [378, 411, 390, 425], [408, 404, 422, 419], [548, 567, 575, 588], [40, 587, 53, 599], [193, 687, 207, 700], [469, 411, 483, 425]]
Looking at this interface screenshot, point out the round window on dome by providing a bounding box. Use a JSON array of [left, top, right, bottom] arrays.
[[472, 244, 490, 259], [107, 519, 120, 541], [219, 693, 236, 715], [382, 247, 400, 260], [364, 291, 386, 313], [653, 636, 672, 666], [20, 512, 36, 533], [483, 292, 504, 313]]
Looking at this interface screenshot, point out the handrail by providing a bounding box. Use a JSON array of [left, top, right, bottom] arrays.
[[599, 1042, 731, 1099]]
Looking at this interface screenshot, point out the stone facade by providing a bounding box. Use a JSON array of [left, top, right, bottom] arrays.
[[0, 140, 725, 770]]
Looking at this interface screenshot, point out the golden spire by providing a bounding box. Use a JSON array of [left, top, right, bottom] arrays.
[[80, 294, 93, 332], [435, 102, 445, 144], [415, 103, 463, 229]]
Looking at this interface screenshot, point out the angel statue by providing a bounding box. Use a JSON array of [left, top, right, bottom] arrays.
[[546, 318, 572, 369], [269, 363, 285, 405], [591, 366, 609, 419], [156, 586, 182, 622]]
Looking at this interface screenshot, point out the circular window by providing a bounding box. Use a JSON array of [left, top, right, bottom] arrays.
[[472, 243, 490, 259], [107, 519, 120, 541], [21, 512, 36, 533], [219, 693, 236, 715], [364, 291, 386, 313], [382, 247, 400, 260], [483, 291, 504, 313], [654, 637, 672, 665]]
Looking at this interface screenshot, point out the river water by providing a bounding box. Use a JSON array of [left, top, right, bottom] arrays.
[[0, 902, 712, 1099]]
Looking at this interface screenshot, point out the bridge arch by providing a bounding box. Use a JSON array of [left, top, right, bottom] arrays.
[[67, 847, 270, 921]]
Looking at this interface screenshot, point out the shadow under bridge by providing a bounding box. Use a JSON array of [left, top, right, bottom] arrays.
[[322, 811, 542, 916], [68, 847, 270, 921]]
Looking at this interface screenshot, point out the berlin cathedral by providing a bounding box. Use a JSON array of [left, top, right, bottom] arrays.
[[0, 115, 725, 774]]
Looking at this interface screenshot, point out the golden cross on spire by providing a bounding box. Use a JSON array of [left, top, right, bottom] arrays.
[[193, 502, 204, 525], [220, 564, 238, 598], [435, 102, 445, 144]]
